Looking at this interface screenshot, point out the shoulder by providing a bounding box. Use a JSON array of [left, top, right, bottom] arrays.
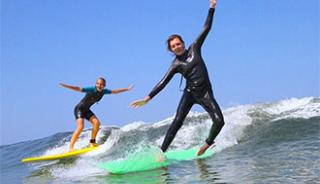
[[103, 88, 112, 94], [168, 58, 180, 71], [189, 42, 196, 50], [81, 86, 96, 93], [171, 57, 180, 66]]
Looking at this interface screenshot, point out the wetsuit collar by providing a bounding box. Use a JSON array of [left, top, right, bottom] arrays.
[[176, 49, 188, 60]]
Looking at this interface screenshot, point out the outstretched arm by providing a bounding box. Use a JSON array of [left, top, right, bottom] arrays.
[[130, 63, 177, 108], [194, 0, 216, 49], [111, 84, 134, 94], [130, 96, 151, 109], [60, 83, 82, 92]]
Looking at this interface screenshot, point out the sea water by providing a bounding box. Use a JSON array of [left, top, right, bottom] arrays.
[[1, 97, 319, 184]]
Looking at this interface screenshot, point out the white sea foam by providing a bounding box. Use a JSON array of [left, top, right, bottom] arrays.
[[43, 126, 112, 156], [264, 97, 313, 114], [121, 121, 146, 132], [50, 159, 105, 180], [43, 130, 91, 156], [85, 129, 121, 157], [151, 97, 320, 153], [49, 127, 120, 179], [214, 104, 254, 152], [152, 116, 173, 128], [258, 97, 320, 120], [151, 105, 254, 153]]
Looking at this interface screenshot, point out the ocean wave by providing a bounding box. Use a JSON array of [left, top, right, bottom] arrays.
[[3, 97, 319, 180]]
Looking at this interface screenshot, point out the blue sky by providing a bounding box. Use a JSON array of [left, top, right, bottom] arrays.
[[1, 0, 319, 145]]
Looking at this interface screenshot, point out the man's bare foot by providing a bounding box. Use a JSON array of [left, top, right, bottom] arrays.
[[197, 143, 210, 156], [68, 148, 75, 152]]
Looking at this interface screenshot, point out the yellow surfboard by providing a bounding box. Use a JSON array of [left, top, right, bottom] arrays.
[[21, 146, 99, 163]]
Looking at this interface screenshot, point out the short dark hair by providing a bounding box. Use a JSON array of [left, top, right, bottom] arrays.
[[166, 34, 184, 52]]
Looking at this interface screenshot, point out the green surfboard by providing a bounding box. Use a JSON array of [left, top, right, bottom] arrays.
[[99, 146, 214, 174]]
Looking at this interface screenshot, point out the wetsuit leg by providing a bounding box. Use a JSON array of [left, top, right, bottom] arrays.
[[74, 106, 95, 121], [84, 110, 95, 121], [161, 91, 194, 152], [74, 105, 83, 120], [198, 91, 225, 145]]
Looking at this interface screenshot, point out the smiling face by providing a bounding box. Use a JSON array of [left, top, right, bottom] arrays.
[[169, 38, 185, 56], [95, 78, 106, 92]]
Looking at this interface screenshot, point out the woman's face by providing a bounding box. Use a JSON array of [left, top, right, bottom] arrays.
[[96, 79, 106, 92], [169, 37, 185, 56]]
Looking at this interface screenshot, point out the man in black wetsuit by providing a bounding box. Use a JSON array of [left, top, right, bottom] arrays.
[[131, 0, 224, 156]]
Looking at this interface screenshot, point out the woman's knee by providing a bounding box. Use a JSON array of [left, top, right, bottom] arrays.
[[214, 113, 225, 127], [76, 119, 84, 130], [94, 120, 101, 127], [90, 117, 100, 126]]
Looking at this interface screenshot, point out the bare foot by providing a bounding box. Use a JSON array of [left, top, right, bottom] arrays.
[[68, 148, 75, 152], [197, 143, 210, 156], [90, 143, 99, 148], [155, 151, 166, 162]]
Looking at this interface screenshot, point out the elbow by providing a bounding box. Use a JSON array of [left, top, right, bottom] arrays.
[[204, 25, 212, 32]]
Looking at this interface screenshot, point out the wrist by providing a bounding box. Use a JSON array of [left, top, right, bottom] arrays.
[[144, 96, 151, 102], [210, 2, 216, 8]]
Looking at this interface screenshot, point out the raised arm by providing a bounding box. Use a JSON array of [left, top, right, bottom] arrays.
[[194, 0, 216, 50], [210, 0, 216, 9], [111, 84, 133, 94], [60, 83, 82, 92]]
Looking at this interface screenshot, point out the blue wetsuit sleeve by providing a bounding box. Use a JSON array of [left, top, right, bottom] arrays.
[[81, 86, 96, 93], [194, 8, 215, 51], [103, 89, 112, 94], [148, 62, 177, 99]]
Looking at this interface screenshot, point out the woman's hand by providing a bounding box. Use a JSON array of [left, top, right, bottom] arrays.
[[127, 84, 134, 91], [210, 0, 216, 8], [130, 96, 151, 108]]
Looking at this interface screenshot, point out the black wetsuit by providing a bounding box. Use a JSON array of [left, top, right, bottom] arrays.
[[74, 87, 112, 120], [148, 8, 225, 152]]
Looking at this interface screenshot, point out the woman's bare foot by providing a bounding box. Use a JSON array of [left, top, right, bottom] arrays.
[[197, 143, 210, 156], [155, 151, 166, 162], [90, 143, 99, 148]]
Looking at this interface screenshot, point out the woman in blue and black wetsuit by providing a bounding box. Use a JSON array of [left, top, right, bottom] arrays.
[[131, 0, 224, 156], [61, 77, 133, 152]]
